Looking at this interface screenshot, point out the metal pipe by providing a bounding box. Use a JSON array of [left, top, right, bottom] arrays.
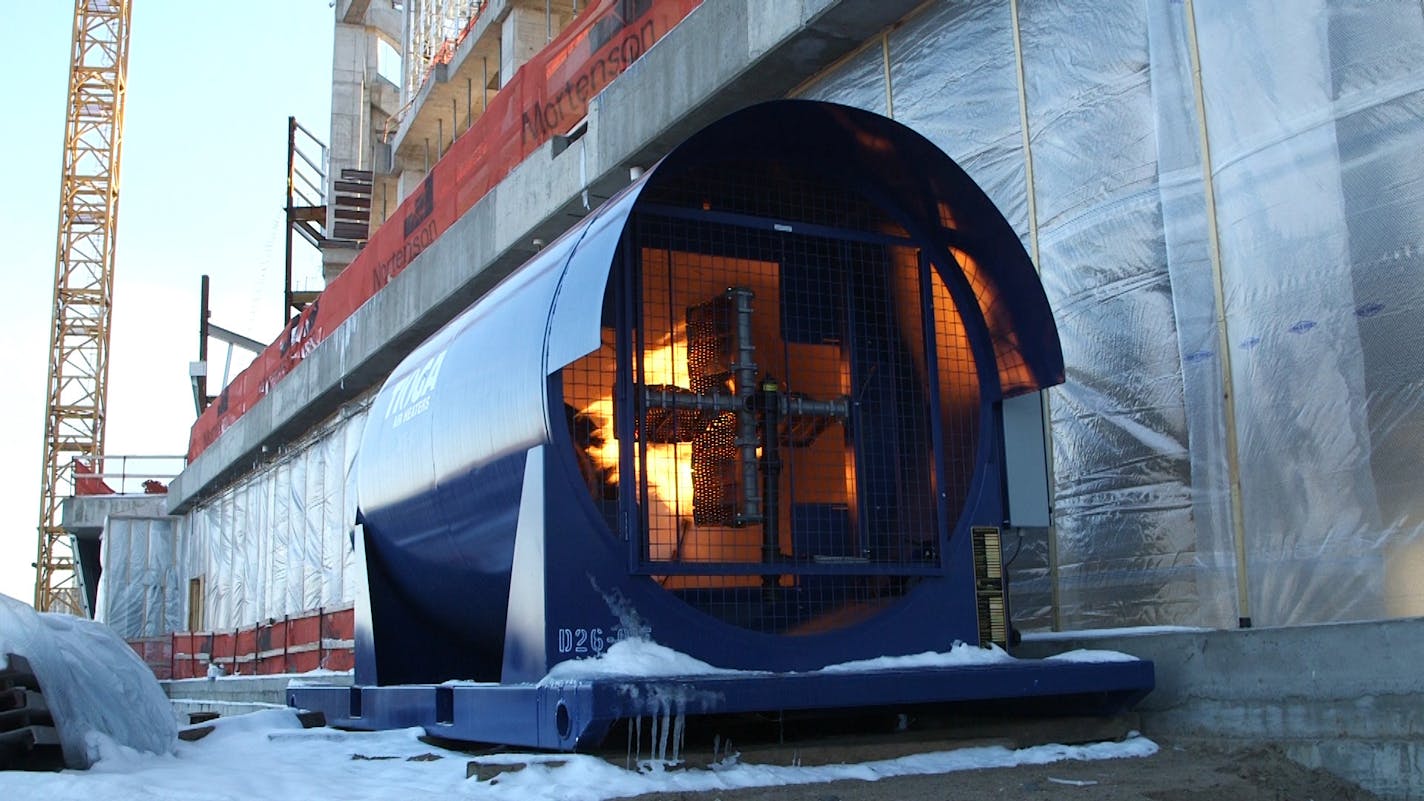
[[642, 387, 847, 419], [197, 274, 210, 411], [729, 288, 761, 525], [759, 376, 782, 576], [643, 388, 740, 414], [780, 395, 849, 419], [284, 117, 296, 324]]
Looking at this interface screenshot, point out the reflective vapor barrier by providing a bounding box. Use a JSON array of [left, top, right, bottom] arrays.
[[800, 0, 1424, 629], [95, 517, 182, 639], [181, 406, 367, 631]]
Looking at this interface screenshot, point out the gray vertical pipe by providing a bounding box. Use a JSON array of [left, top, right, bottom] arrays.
[[730, 288, 763, 525]]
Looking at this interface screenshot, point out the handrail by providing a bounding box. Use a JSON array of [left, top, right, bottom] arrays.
[[69, 454, 186, 496]]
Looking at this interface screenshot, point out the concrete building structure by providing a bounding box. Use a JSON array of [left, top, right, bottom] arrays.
[[324, 1, 404, 281], [65, 0, 1424, 796]]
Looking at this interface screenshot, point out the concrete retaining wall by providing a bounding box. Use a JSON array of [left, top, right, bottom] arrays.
[[1019, 618, 1424, 800], [164, 673, 354, 721]]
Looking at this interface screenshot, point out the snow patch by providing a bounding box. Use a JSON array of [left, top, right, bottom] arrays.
[[180, 668, 352, 684], [169, 699, 289, 711], [541, 638, 744, 683], [1046, 649, 1141, 664], [819, 642, 1015, 673], [540, 638, 1134, 681]]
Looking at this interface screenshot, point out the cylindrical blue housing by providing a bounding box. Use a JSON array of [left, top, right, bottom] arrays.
[[356, 100, 1064, 681]]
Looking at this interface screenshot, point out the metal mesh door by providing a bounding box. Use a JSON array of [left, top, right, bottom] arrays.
[[560, 160, 983, 634]]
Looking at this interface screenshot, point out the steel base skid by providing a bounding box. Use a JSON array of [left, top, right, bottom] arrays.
[[288, 658, 1154, 751]]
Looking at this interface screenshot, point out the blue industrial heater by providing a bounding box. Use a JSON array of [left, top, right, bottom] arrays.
[[288, 100, 1153, 749]]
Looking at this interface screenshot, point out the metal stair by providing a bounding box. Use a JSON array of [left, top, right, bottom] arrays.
[[329, 168, 374, 246], [285, 116, 377, 320]]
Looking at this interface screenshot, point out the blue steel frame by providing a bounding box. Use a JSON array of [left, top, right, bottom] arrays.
[[290, 659, 1152, 751], [291, 101, 1154, 750]]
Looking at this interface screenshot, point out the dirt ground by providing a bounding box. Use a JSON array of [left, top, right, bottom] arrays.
[[629, 743, 1381, 801]]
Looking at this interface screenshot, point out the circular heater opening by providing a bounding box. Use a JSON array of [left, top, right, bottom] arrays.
[[560, 159, 984, 636]]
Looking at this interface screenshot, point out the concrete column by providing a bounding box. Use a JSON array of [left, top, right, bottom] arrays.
[[324, 19, 371, 283], [324, 4, 404, 284], [500, 4, 551, 87], [396, 164, 429, 205]]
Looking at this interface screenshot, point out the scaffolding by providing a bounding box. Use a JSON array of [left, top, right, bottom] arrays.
[[403, 0, 489, 101]]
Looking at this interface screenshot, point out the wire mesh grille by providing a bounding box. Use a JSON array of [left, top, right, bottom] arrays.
[[643, 161, 909, 238], [559, 162, 984, 635], [560, 332, 620, 527], [950, 246, 1035, 396], [931, 267, 982, 525]]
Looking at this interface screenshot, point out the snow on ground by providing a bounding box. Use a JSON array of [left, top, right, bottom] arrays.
[[1, 708, 1159, 801], [819, 642, 1016, 673]]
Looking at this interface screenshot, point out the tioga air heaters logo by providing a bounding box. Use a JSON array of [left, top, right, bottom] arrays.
[[385, 350, 447, 429]]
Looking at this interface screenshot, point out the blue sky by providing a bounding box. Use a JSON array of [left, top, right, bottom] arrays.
[[0, 2, 335, 603]]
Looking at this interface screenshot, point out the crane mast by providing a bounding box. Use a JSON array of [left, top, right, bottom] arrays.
[[34, 0, 133, 613]]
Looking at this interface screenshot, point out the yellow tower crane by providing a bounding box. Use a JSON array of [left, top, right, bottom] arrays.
[[34, 0, 133, 614]]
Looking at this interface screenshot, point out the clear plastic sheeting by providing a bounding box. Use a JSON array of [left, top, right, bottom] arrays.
[[1194, 1, 1424, 624], [1019, 0, 1202, 629], [798, 0, 1424, 629], [182, 403, 367, 631], [0, 593, 178, 768], [94, 516, 183, 639]]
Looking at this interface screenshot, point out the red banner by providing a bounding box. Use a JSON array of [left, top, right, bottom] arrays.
[[189, 0, 702, 461]]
